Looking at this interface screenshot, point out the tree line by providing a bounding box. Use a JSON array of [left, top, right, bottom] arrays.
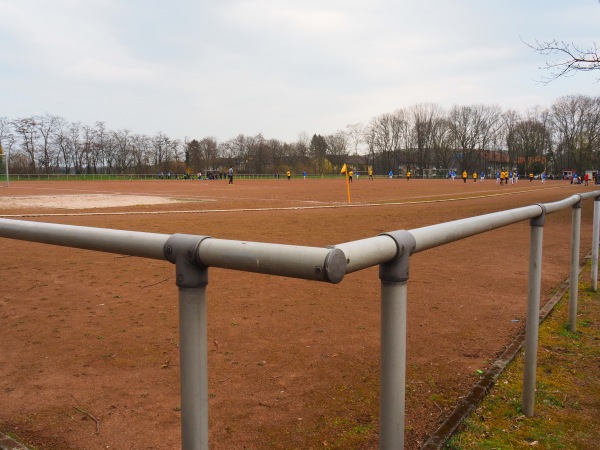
[[1, 94, 600, 177]]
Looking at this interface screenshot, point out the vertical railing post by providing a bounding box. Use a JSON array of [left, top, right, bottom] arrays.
[[522, 206, 545, 417], [165, 234, 212, 450], [378, 231, 416, 450], [569, 197, 582, 332], [591, 196, 600, 291]]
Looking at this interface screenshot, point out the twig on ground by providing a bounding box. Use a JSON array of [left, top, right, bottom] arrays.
[[73, 406, 100, 434], [433, 401, 444, 418], [141, 275, 173, 289]]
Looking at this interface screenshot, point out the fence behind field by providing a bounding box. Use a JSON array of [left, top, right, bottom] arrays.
[[0, 172, 428, 181], [0, 190, 599, 450]]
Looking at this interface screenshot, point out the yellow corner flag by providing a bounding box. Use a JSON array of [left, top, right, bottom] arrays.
[[341, 163, 350, 203]]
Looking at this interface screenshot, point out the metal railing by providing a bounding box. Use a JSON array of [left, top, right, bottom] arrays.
[[0, 191, 598, 449]]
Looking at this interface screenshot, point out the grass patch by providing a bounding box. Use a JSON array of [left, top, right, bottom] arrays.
[[447, 264, 600, 449]]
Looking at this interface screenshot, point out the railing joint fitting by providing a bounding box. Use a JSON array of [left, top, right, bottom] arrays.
[[530, 204, 547, 227], [165, 234, 211, 288], [378, 230, 416, 283]]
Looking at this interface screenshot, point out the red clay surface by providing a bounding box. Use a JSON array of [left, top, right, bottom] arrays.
[[0, 178, 596, 449]]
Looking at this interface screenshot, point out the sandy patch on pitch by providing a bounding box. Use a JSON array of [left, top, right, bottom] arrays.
[[0, 194, 189, 209]]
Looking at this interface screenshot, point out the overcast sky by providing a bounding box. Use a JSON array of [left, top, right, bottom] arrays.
[[1, 0, 599, 142]]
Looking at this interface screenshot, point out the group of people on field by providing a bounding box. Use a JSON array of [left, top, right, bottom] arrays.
[[496, 170, 518, 185], [192, 167, 597, 187]]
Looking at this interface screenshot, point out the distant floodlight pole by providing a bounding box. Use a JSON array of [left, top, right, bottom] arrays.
[[3, 146, 8, 187]]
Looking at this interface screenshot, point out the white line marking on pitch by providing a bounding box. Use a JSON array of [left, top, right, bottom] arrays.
[[0, 185, 575, 218]]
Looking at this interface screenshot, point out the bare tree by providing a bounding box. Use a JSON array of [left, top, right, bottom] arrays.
[[346, 123, 364, 162], [69, 122, 84, 173], [81, 124, 94, 173], [551, 95, 600, 174], [53, 117, 72, 173], [112, 129, 132, 173], [447, 105, 491, 172], [131, 134, 151, 173], [12, 117, 40, 172], [526, 39, 600, 83], [509, 118, 551, 175], [93, 122, 110, 173], [409, 103, 444, 176], [309, 134, 328, 174], [296, 132, 310, 159], [367, 111, 405, 173], [0, 117, 15, 175], [267, 138, 284, 173], [151, 132, 171, 172], [36, 114, 59, 172], [0, 117, 15, 159], [477, 105, 503, 174], [246, 135, 269, 174], [430, 118, 455, 173], [171, 139, 185, 174], [325, 131, 349, 171], [0, 117, 10, 146], [501, 109, 521, 172], [199, 137, 219, 171]]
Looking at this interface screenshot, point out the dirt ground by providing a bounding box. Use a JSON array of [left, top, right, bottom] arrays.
[[0, 177, 597, 449]]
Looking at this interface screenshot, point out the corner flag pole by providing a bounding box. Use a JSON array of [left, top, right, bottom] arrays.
[[341, 163, 351, 203]]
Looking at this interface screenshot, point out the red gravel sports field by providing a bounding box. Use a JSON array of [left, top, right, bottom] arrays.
[[0, 177, 596, 449]]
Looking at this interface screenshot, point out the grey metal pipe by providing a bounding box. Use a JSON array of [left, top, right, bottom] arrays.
[[338, 205, 546, 273], [592, 197, 600, 291], [569, 202, 582, 331], [0, 219, 347, 283], [197, 238, 346, 283], [409, 205, 542, 253], [379, 279, 407, 449], [522, 218, 544, 417], [543, 195, 582, 214], [334, 235, 398, 274], [0, 218, 170, 260], [578, 190, 600, 202], [179, 285, 209, 450], [338, 192, 600, 270], [337, 200, 587, 272]]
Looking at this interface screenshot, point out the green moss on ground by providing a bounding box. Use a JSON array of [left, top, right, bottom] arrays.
[[447, 265, 600, 449]]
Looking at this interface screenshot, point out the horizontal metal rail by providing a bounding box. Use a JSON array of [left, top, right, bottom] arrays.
[[197, 238, 346, 283], [336, 193, 595, 273], [0, 219, 171, 260], [0, 219, 346, 283]]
